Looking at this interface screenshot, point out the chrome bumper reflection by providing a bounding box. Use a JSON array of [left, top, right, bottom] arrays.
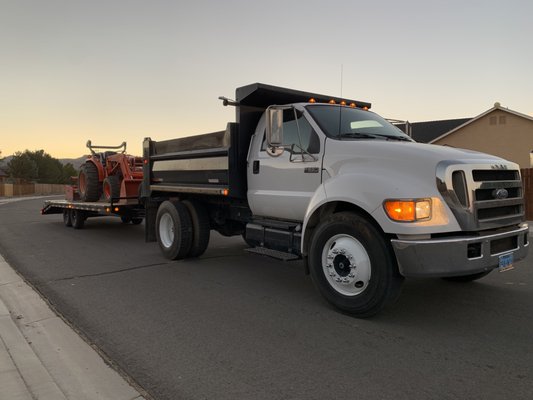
[[391, 224, 529, 277]]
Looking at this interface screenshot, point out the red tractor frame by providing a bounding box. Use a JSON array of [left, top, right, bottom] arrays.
[[78, 140, 143, 203]]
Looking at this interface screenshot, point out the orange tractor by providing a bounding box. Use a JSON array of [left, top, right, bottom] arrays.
[[78, 140, 143, 203]]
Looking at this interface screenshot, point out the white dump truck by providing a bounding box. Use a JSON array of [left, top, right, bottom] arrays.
[[141, 83, 529, 317]]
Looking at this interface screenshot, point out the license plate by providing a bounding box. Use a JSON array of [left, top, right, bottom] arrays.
[[498, 253, 514, 272]]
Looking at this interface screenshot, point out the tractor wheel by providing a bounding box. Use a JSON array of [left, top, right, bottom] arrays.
[[103, 175, 121, 201], [182, 200, 210, 258], [78, 162, 100, 202]]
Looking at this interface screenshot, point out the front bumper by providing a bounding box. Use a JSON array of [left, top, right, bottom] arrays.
[[391, 224, 529, 278]]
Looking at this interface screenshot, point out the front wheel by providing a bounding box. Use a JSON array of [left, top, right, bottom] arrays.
[[309, 212, 403, 318]]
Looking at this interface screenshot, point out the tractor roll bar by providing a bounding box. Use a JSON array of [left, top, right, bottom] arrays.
[[86, 140, 127, 155]]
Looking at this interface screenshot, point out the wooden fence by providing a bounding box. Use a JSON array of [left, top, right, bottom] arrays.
[[522, 168, 533, 221], [0, 183, 65, 197]]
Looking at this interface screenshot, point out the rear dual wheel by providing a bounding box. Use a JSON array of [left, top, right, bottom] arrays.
[[156, 200, 210, 260], [182, 200, 210, 258]]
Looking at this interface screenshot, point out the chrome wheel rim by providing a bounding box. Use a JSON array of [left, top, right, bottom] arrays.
[[159, 213, 175, 249], [322, 234, 371, 296]]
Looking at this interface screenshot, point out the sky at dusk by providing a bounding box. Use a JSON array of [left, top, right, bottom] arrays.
[[1, 0, 532, 158]]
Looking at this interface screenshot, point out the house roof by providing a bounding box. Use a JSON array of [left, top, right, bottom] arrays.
[[429, 103, 533, 143], [395, 118, 471, 143]]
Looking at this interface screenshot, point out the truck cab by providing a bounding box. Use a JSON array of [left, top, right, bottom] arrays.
[[142, 83, 529, 317]]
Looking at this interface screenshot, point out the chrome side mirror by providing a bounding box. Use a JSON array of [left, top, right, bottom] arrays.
[[266, 107, 284, 157]]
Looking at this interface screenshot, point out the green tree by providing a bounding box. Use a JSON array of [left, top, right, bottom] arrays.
[[28, 150, 64, 183], [6, 152, 38, 183], [6, 150, 79, 184], [61, 163, 77, 183]]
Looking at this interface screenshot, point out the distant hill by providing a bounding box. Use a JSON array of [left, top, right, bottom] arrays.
[[59, 156, 86, 170]]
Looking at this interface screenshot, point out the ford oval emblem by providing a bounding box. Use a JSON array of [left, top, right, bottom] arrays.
[[493, 188, 509, 199]]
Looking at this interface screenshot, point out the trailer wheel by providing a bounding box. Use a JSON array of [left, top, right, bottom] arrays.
[[156, 201, 193, 260], [103, 175, 121, 201], [63, 209, 72, 227], [71, 210, 86, 229], [308, 212, 403, 318], [182, 200, 210, 258], [79, 162, 100, 202]]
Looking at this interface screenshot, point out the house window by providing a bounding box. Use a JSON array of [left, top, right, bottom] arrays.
[[499, 115, 506, 124], [489, 116, 497, 125]]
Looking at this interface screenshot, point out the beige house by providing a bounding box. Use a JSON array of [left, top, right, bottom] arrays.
[[429, 103, 533, 168]]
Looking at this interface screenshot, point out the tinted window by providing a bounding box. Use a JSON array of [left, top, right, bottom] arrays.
[[306, 105, 411, 141], [262, 109, 320, 154]]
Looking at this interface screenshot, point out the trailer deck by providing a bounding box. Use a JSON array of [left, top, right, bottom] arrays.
[[42, 199, 144, 229]]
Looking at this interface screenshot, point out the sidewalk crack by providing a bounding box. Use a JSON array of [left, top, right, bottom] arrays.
[[49, 261, 172, 283]]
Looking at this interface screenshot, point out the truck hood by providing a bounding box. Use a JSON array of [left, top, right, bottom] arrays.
[[323, 139, 510, 178], [322, 139, 516, 201]]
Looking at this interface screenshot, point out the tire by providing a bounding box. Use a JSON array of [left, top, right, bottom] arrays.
[[308, 212, 403, 318], [156, 201, 193, 260], [131, 218, 143, 225], [121, 216, 132, 224], [71, 210, 86, 229], [78, 162, 100, 202], [63, 209, 73, 227], [443, 270, 492, 282], [103, 175, 121, 201], [182, 200, 210, 258]]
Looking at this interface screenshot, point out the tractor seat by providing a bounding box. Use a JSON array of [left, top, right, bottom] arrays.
[[99, 151, 117, 165]]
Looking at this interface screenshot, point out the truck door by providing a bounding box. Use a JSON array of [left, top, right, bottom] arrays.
[[247, 109, 323, 221]]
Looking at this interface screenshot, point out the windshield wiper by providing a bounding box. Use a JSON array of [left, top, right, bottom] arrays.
[[340, 132, 412, 142], [370, 133, 413, 142], [338, 132, 378, 139]]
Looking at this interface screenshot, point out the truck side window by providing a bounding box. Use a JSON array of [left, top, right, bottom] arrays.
[[261, 110, 320, 154]]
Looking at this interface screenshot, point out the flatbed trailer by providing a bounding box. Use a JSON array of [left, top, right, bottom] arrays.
[[42, 198, 144, 229]]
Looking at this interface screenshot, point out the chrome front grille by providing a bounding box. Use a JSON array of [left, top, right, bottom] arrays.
[[437, 161, 525, 231]]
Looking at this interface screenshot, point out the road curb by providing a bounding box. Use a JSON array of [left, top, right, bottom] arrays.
[[0, 254, 146, 400]]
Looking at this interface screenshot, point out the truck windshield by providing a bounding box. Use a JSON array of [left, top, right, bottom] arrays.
[[306, 105, 413, 142]]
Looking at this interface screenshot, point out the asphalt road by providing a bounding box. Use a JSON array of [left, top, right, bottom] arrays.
[[1, 197, 532, 400]]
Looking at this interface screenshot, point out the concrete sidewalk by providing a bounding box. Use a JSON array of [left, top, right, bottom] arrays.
[[0, 254, 146, 400]]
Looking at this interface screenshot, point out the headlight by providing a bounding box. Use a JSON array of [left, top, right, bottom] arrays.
[[383, 199, 432, 222]]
